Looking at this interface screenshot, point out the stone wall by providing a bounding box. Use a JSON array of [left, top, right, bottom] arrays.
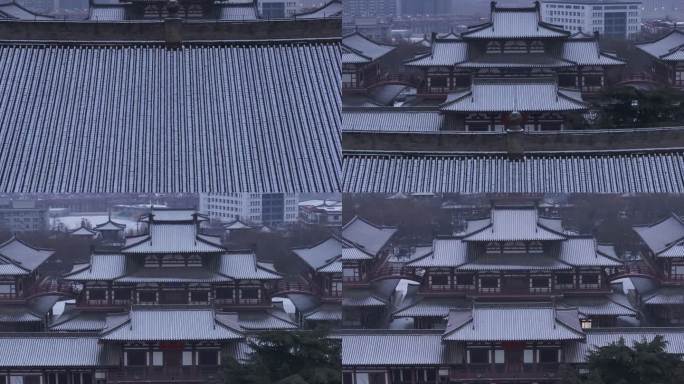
[[0, 18, 340, 42], [342, 127, 684, 153]]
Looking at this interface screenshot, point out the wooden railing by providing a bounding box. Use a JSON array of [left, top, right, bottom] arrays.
[[450, 363, 562, 380], [108, 367, 221, 383]]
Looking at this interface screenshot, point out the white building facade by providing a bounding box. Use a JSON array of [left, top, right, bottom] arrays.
[[258, 0, 301, 18], [199, 193, 299, 226], [541, 0, 642, 38]]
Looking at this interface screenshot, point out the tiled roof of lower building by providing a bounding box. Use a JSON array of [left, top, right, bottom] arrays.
[[643, 287, 684, 305], [343, 151, 684, 193], [101, 306, 244, 341], [238, 309, 298, 330], [0, 334, 119, 367], [0, 237, 54, 274], [305, 303, 342, 321], [342, 110, 459, 132], [633, 214, 684, 256], [341, 331, 462, 366], [393, 297, 468, 319], [0, 40, 340, 193], [342, 216, 396, 257], [560, 294, 637, 317], [441, 78, 586, 113], [443, 303, 585, 342]]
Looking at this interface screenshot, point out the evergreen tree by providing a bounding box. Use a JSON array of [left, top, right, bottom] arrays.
[[563, 336, 684, 384], [224, 328, 341, 384]]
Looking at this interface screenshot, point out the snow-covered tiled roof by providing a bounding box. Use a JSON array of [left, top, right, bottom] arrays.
[[0, 237, 54, 275], [49, 308, 109, 332], [342, 151, 684, 193], [462, 4, 569, 39], [224, 219, 254, 230], [462, 208, 566, 242], [63, 254, 127, 281], [562, 39, 625, 66], [406, 239, 466, 268], [122, 223, 225, 254], [343, 290, 388, 307], [441, 78, 586, 113], [560, 294, 637, 317], [116, 267, 232, 283], [101, 306, 244, 341], [643, 287, 684, 305], [0, 41, 340, 193], [405, 40, 468, 67], [0, 1, 52, 20], [341, 246, 374, 261], [218, 253, 282, 280], [393, 297, 468, 318], [633, 214, 684, 256], [0, 306, 42, 323], [238, 309, 298, 330], [342, 331, 462, 366], [636, 29, 684, 61], [342, 216, 397, 257], [557, 238, 622, 267], [342, 109, 459, 132], [0, 334, 119, 367], [305, 303, 342, 321], [342, 32, 395, 63], [443, 304, 584, 341], [70, 226, 99, 237], [341, 45, 371, 64], [94, 219, 126, 231], [292, 237, 342, 271]]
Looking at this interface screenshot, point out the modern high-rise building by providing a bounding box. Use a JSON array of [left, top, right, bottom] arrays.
[[541, 0, 642, 38], [344, 0, 397, 18], [199, 193, 299, 226], [258, 0, 301, 18], [0, 199, 48, 232]]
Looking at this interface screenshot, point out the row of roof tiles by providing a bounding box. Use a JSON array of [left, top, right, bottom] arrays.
[[0, 41, 340, 193], [343, 151, 684, 193]]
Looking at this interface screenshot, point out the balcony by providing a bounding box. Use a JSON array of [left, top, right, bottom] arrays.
[[108, 367, 222, 383], [419, 285, 610, 297], [450, 363, 562, 381], [371, 264, 420, 282]]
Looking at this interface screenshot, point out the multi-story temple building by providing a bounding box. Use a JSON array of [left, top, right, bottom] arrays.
[[0, 237, 60, 332], [633, 213, 684, 325], [288, 236, 343, 328], [636, 29, 684, 89], [404, 2, 624, 99], [0, 306, 253, 383], [58, 209, 289, 330], [342, 32, 396, 91], [0, 208, 324, 383], [340, 207, 684, 384], [341, 323, 684, 384], [341, 217, 398, 328], [392, 206, 634, 330]]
